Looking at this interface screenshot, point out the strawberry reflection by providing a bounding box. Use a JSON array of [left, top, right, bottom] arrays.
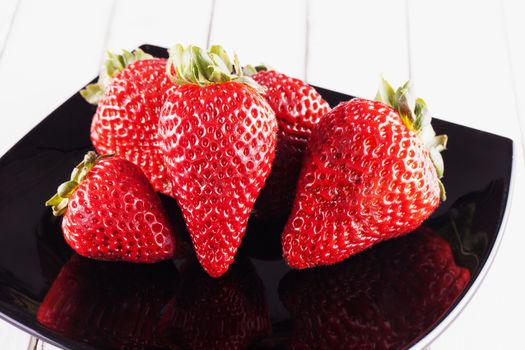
[[37, 255, 177, 349], [158, 257, 271, 350], [279, 227, 471, 350]]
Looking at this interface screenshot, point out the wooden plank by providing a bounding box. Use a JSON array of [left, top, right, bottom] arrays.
[[308, 0, 409, 98], [105, 0, 213, 53], [210, 0, 306, 79], [503, 0, 525, 155], [409, 1, 524, 349], [0, 0, 114, 157], [0, 319, 31, 349], [0, 0, 18, 58], [39, 339, 62, 349], [408, 0, 519, 140]]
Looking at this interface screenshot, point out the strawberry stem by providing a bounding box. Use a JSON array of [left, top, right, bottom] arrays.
[[166, 44, 263, 92], [46, 152, 112, 216], [376, 77, 447, 201], [80, 49, 153, 105]]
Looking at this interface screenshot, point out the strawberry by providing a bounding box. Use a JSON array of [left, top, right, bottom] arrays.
[[158, 257, 271, 350], [244, 67, 331, 220], [279, 228, 470, 349], [45, 151, 175, 262], [81, 49, 174, 196], [158, 45, 277, 277], [282, 78, 447, 268], [37, 255, 178, 349]]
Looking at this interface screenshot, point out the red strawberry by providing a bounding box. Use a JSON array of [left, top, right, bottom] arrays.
[[158, 45, 277, 277], [45, 151, 175, 262], [279, 228, 470, 350], [81, 49, 174, 196], [158, 257, 271, 350], [245, 67, 331, 220], [37, 255, 178, 349], [283, 79, 447, 268]]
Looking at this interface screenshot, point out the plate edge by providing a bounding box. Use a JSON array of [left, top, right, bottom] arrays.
[[410, 139, 516, 349]]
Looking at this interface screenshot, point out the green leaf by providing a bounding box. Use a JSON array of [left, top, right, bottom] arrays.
[[375, 76, 396, 107], [80, 48, 154, 105], [375, 77, 448, 201], [45, 193, 62, 207], [166, 44, 264, 92], [79, 83, 104, 105], [242, 64, 272, 77], [45, 151, 111, 216]]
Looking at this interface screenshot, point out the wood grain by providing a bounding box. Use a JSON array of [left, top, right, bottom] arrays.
[[0, 0, 19, 59], [308, 0, 409, 98], [210, 0, 307, 79], [106, 0, 213, 52], [0, 0, 114, 156]]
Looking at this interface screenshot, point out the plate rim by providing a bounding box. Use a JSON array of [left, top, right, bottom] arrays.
[[410, 141, 516, 350]]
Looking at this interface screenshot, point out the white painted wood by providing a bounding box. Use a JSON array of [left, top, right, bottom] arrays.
[[409, 1, 525, 349], [0, 0, 18, 56], [39, 339, 62, 350], [308, 0, 409, 98], [209, 0, 306, 79], [0, 319, 30, 349], [0, 0, 114, 157], [503, 0, 525, 155], [106, 0, 213, 53], [408, 0, 519, 141]]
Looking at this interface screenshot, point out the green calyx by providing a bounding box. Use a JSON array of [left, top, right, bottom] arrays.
[[375, 77, 448, 201], [166, 44, 263, 92], [242, 64, 270, 76], [80, 49, 153, 105], [45, 151, 112, 216]]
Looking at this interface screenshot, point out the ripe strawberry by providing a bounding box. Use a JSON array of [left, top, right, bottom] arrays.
[[81, 49, 174, 196], [158, 44, 277, 277], [283, 78, 447, 268], [279, 228, 470, 349], [37, 255, 178, 349], [158, 257, 271, 349], [244, 67, 331, 220], [45, 151, 175, 262]]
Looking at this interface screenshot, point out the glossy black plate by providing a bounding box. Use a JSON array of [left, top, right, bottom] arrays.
[[0, 45, 513, 350]]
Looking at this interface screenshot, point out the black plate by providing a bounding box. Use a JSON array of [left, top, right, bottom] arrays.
[[0, 45, 513, 350]]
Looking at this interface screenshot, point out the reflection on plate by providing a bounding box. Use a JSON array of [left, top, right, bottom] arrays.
[[0, 45, 513, 350], [279, 228, 470, 350], [37, 256, 177, 349]]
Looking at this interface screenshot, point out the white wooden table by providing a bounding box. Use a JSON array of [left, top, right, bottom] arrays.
[[1, 0, 524, 348]]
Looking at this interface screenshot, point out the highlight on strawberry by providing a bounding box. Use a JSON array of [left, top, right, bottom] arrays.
[[81, 49, 175, 197], [158, 44, 277, 277], [282, 77, 447, 269], [45, 151, 176, 263]]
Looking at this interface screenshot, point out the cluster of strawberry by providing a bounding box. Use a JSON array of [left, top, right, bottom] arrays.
[[46, 44, 447, 278]]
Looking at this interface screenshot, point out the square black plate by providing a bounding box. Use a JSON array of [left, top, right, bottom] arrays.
[[0, 45, 513, 350]]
